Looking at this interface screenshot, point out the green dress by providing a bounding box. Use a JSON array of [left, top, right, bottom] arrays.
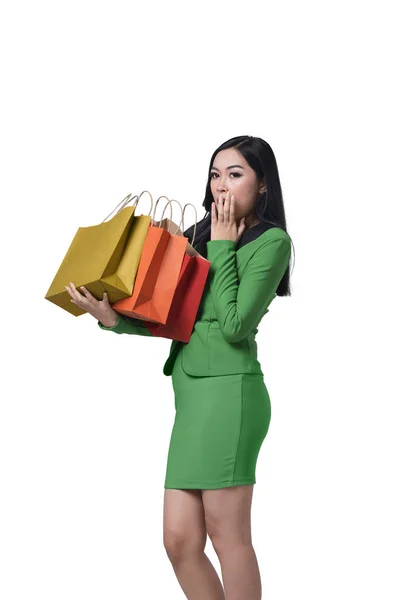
[[98, 227, 291, 490]]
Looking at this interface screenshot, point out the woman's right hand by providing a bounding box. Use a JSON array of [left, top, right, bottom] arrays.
[[65, 282, 118, 327]]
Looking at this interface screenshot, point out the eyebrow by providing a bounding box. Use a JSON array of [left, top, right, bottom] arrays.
[[210, 165, 245, 171]]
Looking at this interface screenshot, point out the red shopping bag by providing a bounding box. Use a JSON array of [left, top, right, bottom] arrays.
[[144, 201, 211, 341], [145, 251, 211, 342]]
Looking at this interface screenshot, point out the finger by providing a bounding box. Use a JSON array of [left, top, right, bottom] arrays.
[[80, 285, 95, 302], [103, 292, 109, 304], [66, 282, 80, 301], [70, 282, 89, 300], [218, 195, 224, 223], [224, 192, 231, 222], [69, 282, 81, 297], [211, 201, 216, 224], [229, 194, 235, 223], [67, 282, 87, 306]]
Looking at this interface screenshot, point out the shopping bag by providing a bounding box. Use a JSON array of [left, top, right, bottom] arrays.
[[45, 191, 153, 316], [145, 254, 210, 342], [112, 197, 188, 324], [144, 203, 211, 342]]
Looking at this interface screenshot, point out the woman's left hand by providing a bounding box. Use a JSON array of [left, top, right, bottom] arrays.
[[210, 191, 246, 242]]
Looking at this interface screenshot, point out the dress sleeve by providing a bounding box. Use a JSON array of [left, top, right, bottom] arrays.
[[97, 313, 153, 336], [206, 233, 291, 343]]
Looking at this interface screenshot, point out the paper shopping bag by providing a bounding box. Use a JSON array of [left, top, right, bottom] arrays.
[[45, 191, 153, 316], [112, 197, 187, 324], [143, 202, 211, 342], [145, 251, 211, 342]]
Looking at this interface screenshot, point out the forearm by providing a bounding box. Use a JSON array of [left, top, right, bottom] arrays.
[[206, 235, 291, 343], [97, 313, 153, 336]]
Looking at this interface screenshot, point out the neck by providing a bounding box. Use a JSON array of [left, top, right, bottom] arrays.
[[244, 215, 260, 229]]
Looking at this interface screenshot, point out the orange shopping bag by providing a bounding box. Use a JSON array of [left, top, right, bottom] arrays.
[[145, 203, 211, 342], [112, 197, 188, 324]]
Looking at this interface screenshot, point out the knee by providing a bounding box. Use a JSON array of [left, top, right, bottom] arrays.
[[163, 528, 205, 565], [205, 516, 248, 556], [163, 529, 185, 562], [208, 529, 251, 557], [205, 516, 227, 555], [207, 529, 226, 556]]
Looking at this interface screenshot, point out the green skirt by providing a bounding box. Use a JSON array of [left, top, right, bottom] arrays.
[[164, 347, 272, 490]]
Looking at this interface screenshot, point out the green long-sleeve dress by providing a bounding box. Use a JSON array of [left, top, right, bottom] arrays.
[[98, 225, 291, 490]]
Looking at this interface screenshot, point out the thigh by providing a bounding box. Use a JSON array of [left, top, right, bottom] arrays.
[[163, 489, 207, 555], [202, 485, 254, 548]]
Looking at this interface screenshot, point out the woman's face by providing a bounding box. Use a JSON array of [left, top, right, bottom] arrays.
[[209, 148, 266, 224]]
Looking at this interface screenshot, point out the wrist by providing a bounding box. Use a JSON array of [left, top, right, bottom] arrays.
[[207, 239, 236, 245], [100, 313, 119, 328]]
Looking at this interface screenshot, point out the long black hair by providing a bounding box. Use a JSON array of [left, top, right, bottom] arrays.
[[183, 135, 293, 297]]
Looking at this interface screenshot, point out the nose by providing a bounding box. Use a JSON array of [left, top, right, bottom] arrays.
[[217, 180, 228, 193]]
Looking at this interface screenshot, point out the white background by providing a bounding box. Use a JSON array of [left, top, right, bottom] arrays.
[[1, 0, 399, 598]]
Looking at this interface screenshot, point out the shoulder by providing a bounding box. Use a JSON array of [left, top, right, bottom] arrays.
[[249, 226, 291, 253], [245, 228, 291, 272], [260, 226, 290, 242], [238, 223, 290, 247]]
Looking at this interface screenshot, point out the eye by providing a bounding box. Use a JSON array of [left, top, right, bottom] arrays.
[[210, 172, 241, 179]]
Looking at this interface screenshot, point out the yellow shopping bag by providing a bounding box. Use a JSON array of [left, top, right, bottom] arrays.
[[45, 191, 154, 316]]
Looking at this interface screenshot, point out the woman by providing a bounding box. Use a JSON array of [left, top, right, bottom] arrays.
[[66, 135, 293, 600]]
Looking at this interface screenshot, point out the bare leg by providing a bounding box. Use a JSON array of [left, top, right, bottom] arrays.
[[202, 485, 262, 600], [163, 488, 225, 600]]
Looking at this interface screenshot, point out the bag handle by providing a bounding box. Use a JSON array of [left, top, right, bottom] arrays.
[[180, 203, 198, 246], [101, 192, 197, 246], [151, 195, 174, 224], [135, 190, 154, 216], [157, 198, 185, 236], [101, 190, 154, 223]]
